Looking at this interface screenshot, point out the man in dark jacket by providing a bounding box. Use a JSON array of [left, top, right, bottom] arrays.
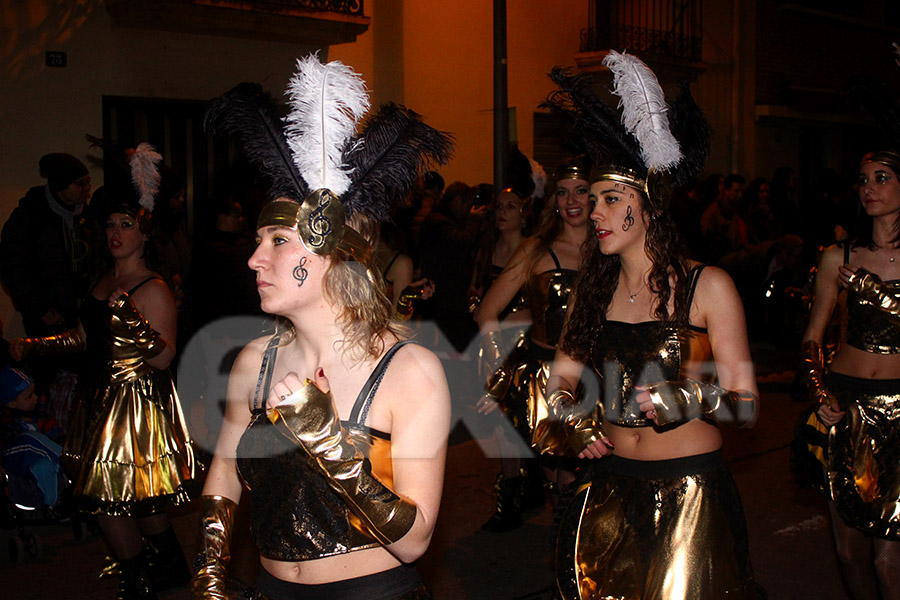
[[0, 153, 92, 337]]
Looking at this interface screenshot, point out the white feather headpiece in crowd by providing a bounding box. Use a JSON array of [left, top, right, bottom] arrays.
[[284, 54, 370, 195], [129, 142, 162, 211], [603, 50, 683, 172]]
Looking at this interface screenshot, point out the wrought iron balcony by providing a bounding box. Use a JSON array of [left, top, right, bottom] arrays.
[[580, 0, 702, 64], [105, 0, 369, 45]]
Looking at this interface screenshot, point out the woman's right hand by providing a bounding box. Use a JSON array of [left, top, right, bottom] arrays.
[[577, 436, 614, 459], [476, 394, 500, 415], [816, 402, 846, 427]]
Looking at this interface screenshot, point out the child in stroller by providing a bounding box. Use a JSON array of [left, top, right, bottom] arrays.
[[0, 364, 73, 560]]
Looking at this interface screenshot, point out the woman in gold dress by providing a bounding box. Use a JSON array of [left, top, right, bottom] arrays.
[[11, 144, 197, 599]]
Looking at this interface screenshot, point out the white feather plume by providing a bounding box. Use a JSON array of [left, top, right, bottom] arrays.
[[529, 157, 547, 200], [129, 142, 162, 211], [603, 51, 683, 171], [284, 54, 370, 195], [893, 42, 900, 67]]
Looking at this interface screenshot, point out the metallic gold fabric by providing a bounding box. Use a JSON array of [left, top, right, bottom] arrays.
[[110, 292, 165, 361], [800, 340, 835, 405], [556, 454, 763, 600], [525, 269, 577, 347], [646, 379, 757, 427], [485, 336, 555, 444], [825, 372, 900, 539], [269, 381, 416, 545], [191, 495, 237, 600], [591, 323, 714, 427], [533, 389, 605, 457], [61, 303, 196, 516], [20, 327, 86, 359], [845, 270, 900, 354]]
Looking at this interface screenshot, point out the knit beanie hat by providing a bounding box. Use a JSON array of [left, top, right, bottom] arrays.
[[0, 365, 34, 407], [39, 153, 89, 192]]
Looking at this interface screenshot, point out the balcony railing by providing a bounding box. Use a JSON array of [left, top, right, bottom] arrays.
[[209, 0, 364, 17], [581, 0, 702, 63]]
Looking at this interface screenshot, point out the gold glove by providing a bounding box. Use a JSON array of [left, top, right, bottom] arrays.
[[480, 329, 504, 376], [395, 283, 426, 321], [268, 381, 416, 545], [646, 378, 757, 427], [110, 292, 165, 359], [847, 268, 900, 325], [18, 328, 86, 360], [191, 495, 236, 600], [532, 388, 605, 457], [800, 340, 836, 407], [484, 360, 514, 407]]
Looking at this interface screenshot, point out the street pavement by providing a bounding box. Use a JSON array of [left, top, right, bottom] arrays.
[[0, 349, 855, 599]]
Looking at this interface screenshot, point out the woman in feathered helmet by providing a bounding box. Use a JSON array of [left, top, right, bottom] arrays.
[[534, 52, 765, 599], [195, 55, 453, 599], [10, 143, 198, 599]]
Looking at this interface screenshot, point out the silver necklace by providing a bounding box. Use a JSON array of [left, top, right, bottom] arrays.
[[623, 278, 645, 303]]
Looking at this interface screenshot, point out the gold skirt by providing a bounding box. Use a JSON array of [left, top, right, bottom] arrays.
[[556, 452, 764, 600], [62, 367, 197, 517], [826, 371, 900, 539]]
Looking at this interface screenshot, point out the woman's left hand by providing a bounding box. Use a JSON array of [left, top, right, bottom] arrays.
[[837, 264, 859, 289], [269, 369, 328, 410], [108, 287, 127, 306], [635, 385, 658, 424]]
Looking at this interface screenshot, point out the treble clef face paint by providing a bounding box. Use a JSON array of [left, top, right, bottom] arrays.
[[622, 204, 635, 232], [293, 256, 309, 287]]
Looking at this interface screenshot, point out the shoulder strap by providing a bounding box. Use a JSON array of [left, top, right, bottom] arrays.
[[127, 276, 162, 295], [687, 264, 707, 311], [547, 246, 562, 270], [349, 340, 417, 426], [383, 252, 402, 279], [252, 333, 283, 411], [843, 240, 851, 264]]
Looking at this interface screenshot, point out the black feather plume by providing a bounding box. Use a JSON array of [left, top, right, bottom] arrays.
[[665, 83, 711, 188], [204, 82, 307, 201], [543, 67, 643, 175], [342, 102, 454, 221]]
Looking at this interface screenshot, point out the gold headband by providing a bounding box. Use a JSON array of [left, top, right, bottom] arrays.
[[554, 164, 591, 182], [257, 193, 372, 264], [861, 150, 900, 175], [590, 165, 671, 211]]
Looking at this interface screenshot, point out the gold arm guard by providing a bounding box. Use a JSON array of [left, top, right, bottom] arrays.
[[532, 389, 605, 457], [395, 283, 426, 321], [646, 378, 758, 427], [484, 359, 514, 405], [110, 292, 165, 359], [480, 329, 504, 376], [19, 328, 86, 360], [800, 340, 836, 407], [268, 381, 417, 545], [191, 495, 236, 600], [847, 268, 900, 326]]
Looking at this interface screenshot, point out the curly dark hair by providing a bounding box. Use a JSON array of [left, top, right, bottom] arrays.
[[560, 191, 693, 364]]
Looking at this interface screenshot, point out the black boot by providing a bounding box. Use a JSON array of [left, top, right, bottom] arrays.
[[519, 460, 546, 512], [118, 551, 157, 600], [481, 474, 523, 532], [144, 527, 191, 592]]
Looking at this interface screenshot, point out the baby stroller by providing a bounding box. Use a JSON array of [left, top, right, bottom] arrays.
[[0, 435, 89, 562]]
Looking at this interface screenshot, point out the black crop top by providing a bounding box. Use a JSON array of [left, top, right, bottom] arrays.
[[525, 248, 578, 346], [236, 337, 412, 560], [844, 244, 900, 354], [590, 266, 715, 427]]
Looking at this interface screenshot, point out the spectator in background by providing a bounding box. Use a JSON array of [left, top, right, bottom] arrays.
[[701, 173, 749, 262], [771, 165, 802, 236], [0, 153, 92, 338], [745, 177, 778, 243], [419, 181, 486, 352]]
